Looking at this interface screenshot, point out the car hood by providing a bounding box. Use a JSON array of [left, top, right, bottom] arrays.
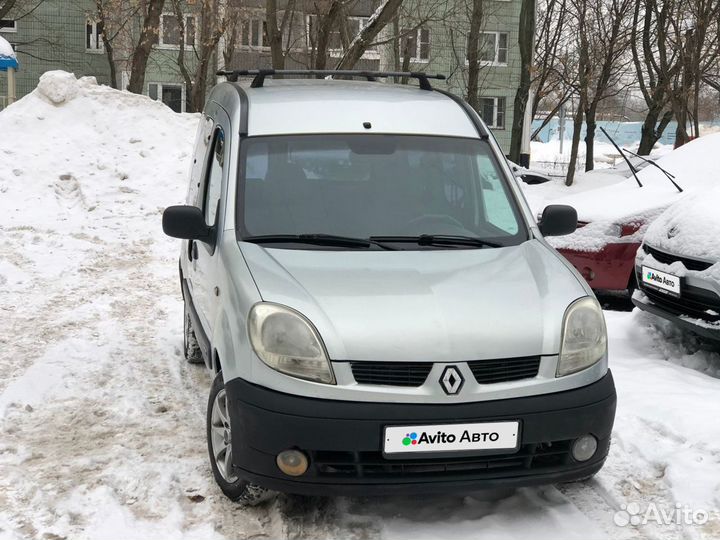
[[643, 188, 720, 262], [239, 240, 587, 362]]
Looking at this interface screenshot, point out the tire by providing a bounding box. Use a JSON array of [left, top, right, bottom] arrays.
[[207, 372, 271, 505], [183, 303, 204, 364]]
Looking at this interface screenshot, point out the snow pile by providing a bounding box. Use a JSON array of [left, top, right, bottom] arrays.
[[36, 70, 82, 104], [0, 71, 211, 539], [644, 186, 720, 261], [0, 70, 197, 233]]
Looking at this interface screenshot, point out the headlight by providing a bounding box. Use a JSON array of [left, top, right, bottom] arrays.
[[557, 297, 607, 377], [248, 303, 335, 384]]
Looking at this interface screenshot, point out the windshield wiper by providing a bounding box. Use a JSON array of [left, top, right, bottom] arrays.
[[600, 126, 644, 188], [243, 234, 397, 250], [370, 234, 503, 249], [620, 147, 683, 193]]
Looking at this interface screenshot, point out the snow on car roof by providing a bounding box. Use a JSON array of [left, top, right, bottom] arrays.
[[543, 133, 720, 223]]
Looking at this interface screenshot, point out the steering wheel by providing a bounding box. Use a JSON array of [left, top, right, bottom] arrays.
[[407, 214, 465, 230]]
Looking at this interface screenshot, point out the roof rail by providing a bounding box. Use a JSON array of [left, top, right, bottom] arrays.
[[216, 69, 446, 91]]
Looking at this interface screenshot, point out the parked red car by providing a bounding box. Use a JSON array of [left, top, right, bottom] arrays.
[[522, 135, 720, 297], [556, 221, 645, 294]]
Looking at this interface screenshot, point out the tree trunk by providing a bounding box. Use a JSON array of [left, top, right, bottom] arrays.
[[103, 37, 118, 89], [565, 100, 584, 186], [313, 0, 341, 70], [584, 106, 596, 172], [509, 0, 535, 163], [266, 0, 286, 70], [171, 0, 193, 110], [334, 0, 403, 70], [94, 0, 117, 89], [465, 0, 483, 110], [392, 16, 400, 80], [637, 108, 672, 155], [190, 0, 225, 112], [127, 0, 165, 95]]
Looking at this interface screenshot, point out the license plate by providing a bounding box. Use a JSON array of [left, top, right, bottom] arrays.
[[642, 266, 681, 297], [383, 421, 520, 455]]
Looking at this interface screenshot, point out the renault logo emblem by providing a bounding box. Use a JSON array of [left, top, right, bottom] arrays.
[[439, 366, 464, 395]]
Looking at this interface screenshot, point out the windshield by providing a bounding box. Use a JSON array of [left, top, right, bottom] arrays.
[[238, 134, 528, 248]]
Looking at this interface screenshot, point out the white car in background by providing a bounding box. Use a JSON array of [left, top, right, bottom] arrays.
[[633, 187, 720, 341]]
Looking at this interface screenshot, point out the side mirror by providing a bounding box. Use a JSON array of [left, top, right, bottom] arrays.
[[162, 205, 213, 242], [539, 204, 577, 236]]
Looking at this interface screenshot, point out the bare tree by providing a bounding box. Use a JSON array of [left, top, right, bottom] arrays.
[[465, 0, 484, 110], [92, 0, 141, 89], [583, 0, 633, 171], [265, 0, 298, 69], [530, 0, 575, 140], [171, 0, 231, 112], [335, 0, 403, 70], [564, 0, 589, 185], [127, 0, 165, 94], [509, 0, 536, 163]]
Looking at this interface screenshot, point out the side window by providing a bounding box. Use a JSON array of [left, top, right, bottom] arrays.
[[203, 128, 225, 226], [476, 154, 518, 235]]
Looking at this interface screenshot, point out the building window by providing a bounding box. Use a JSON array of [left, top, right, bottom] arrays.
[[0, 19, 17, 32], [307, 16, 376, 57], [400, 27, 430, 61], [479, 97, 506, 129], [479, 32, 508, 65], [160, 14, 196, 48], [86, 20, 104, 51], [241, 17, 267, 48], [149, 83, 185, 113]]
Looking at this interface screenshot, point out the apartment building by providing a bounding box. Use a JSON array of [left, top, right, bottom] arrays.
[[0, 0, 525, 152]]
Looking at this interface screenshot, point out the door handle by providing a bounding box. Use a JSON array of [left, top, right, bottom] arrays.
[[192, 241, 199, 260]]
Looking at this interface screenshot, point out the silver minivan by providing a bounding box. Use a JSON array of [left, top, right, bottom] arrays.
[[162, 70, 616, 503]]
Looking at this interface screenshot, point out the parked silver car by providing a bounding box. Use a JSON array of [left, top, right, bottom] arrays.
[[633, 189, 720, 341], [162, 70, 616, 502]]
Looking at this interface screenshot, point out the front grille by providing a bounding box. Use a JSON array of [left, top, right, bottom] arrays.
[[312, 441, 572, 479], [468, 356, 541, 384], [349, 357, 541, 387], [350, 361, 433, 387], [641, 284, 720, 322], [644, 244, 714, 272]]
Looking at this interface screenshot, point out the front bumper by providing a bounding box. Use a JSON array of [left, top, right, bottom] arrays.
[[632, 289, 720, 341], [225, 372, 617, 495]]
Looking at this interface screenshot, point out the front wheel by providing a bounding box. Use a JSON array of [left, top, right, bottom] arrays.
[[207, 372, 270, 505]]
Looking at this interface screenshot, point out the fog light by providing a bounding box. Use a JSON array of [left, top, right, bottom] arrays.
[[572, 435, 598, 462], [276, 449, 309, 476]]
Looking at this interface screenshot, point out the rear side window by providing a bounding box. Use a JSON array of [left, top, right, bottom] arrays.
[[187, 115, 214, 206], [202, 128, 225, 226]]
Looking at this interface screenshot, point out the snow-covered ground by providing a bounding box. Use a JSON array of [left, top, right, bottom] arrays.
[[1, 72, 719, 539]]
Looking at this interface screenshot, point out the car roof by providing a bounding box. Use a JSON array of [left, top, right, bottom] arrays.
[[219, 79, 479, 138]]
